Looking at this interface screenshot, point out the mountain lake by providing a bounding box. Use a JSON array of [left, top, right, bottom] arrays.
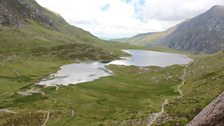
[[37, 49, 192, 86]]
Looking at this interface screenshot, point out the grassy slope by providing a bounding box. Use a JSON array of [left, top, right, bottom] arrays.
[[1, 25, 223, 125], [1, 48, 224, 126], [0, 18, 138, 126], [0, 6, 176, 125], [0, 1, 153, 125], [0, 64, 184, 126], [0, 0, 188, 125], [0, 1, 140, 125], [1, 1, 223, 125], [1, 0, 128, 59], [154, 51, 224, 125], [0, 23, 125, 58], [116, 32, 165, 47], [0, 23, 124, 97]]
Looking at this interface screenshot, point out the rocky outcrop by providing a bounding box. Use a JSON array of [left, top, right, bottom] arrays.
[[156, 5, 224, 53], [188, 92, 224, 126], [0, 0, 66, 29], [0, 0, 23, 26]]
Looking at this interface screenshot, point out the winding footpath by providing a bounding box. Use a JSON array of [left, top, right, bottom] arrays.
[[56, 85, 59, 91], [42, 111, 50, 126], [147, 65, 188, 126], [0, 109, 17, 114]]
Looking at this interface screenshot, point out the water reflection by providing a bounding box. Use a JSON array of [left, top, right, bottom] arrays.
[[37, 49, 192, 86], [109, 50, 192, 67]]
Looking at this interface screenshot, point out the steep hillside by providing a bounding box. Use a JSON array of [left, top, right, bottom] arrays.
[[0, 0, 65, 28], [117, 5, 224, 54], [0, 0, 123, 60], [156, 5, 224, 53]]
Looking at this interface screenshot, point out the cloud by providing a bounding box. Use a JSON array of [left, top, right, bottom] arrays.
[[101, 4, 111, 11], [35, 0, 224, 39], [142, 0, 224, 21]]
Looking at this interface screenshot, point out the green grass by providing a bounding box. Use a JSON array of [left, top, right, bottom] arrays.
[[0, 23, 125, 58], [1, 3, 224, 125], [0, 56, 74, 125], [0, 64, 184, 126], [1, 20, 223, 126], [154, 51, 224, 125], [0, 5, 165, 125], [0, 56, 73, 102], [0, 1, 195, 125]]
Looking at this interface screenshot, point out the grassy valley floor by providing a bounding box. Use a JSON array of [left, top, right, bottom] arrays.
[[153, 51, 224, 125], [2, 1, 224, 125], [0, 56, 184, 126], [0, 50, 224, 126]]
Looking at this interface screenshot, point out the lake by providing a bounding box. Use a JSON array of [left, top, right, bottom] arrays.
[[36, 49, 192, 86], [109, 50, 192, 67]]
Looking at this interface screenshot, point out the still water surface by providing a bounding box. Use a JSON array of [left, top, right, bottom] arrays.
[[37, 49, 192, 86]]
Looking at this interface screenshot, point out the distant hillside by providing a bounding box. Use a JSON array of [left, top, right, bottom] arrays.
[[0, 0, 122, 61], [114, 32, 165, 46], [156, 5, 224, 53], [113, 23, 178, 47], [117, 5, 224, 53]]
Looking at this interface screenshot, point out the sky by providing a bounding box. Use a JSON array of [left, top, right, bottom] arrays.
[[36, 0, 224, 39]]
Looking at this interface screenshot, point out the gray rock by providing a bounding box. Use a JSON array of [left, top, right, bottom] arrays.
[[188, 92, 224, 126], [0, 0, 66, 30]]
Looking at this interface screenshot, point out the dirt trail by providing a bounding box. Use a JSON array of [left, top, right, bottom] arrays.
[[177, 65, 188, 97], [56, 85, 59, 91], [147, 65, 188, 126], [0, 109, 17, 114], [42, 111, 50, 126]]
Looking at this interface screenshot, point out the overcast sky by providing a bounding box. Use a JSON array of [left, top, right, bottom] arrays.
[[36, 0, 224, 39]]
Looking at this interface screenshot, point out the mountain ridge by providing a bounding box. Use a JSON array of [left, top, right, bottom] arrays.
[[0, 0, 65, 29], [115, 5, 224, 53], [156, 5, 224, 53]]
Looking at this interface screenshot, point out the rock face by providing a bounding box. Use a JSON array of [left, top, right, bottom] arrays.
[[0, 0, 66, 29], [0, 0, 22, 26], [156, 5, 224, 53], [188, 92, 224, 126]]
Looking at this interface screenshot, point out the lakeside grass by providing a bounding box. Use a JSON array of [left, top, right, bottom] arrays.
[[0, 19, 186, 126], [153, 51, 224, 125], [1, 49, 223, 126], [1, 2, 213, 125], [0, 62, 184, 126], [0, 56, 73, 102], [1, 22, 223, 126]]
